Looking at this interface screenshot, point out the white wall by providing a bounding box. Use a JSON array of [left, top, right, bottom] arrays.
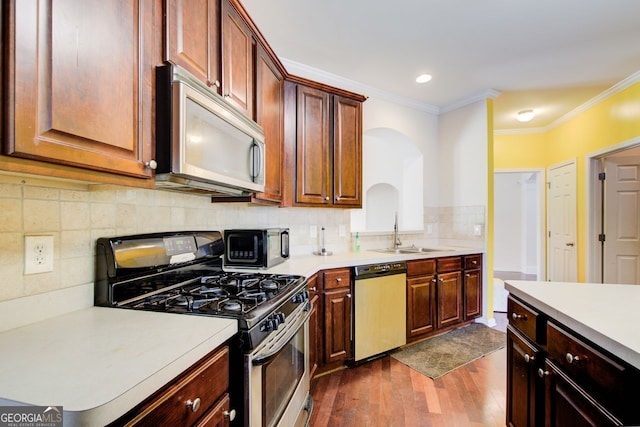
[[494, 172, 539, 273], [437, 101, 488, 207]]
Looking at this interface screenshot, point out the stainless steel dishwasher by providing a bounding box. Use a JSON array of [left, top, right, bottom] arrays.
[[353, 261, 407, 362]]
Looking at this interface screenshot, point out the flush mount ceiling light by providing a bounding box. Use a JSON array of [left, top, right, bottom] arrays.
[[516, 109, 535, 122], [415, 74, 432, 84]]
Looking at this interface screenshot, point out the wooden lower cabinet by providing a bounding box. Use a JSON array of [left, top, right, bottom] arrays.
[[463, 254, 483, 320], [312, 268, 352, 376], [507, 295, 640, 427], [407, 255, 482, 344], [113, 345, 233, 427], [542, 359, 621, 427], [506, 326, 542, 427], [307, 274, 320, 379]]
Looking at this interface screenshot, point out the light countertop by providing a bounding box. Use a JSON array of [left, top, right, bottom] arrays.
[[0, 307, 237, 426], [232, 246, 485, 277], [505, 280, 640, 370]]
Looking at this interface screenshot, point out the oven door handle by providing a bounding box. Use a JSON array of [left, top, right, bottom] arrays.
[[252, 301, 312, 366]]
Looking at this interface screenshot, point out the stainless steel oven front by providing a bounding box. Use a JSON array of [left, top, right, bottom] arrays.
[[245, 300, 312, 427]]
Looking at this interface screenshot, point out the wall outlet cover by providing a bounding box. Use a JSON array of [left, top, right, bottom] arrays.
[[24, 235, 54, 275]]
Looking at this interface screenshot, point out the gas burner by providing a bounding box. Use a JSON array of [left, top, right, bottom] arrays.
[[198, 285, 228, 297], [222, 301, 242, 312], [260, 280, 279, 291], [192, 298, 222, 310]]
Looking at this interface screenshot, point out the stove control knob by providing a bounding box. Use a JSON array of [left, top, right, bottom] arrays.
[[262, 319, 275, 332], [275, 312, 286, 324]]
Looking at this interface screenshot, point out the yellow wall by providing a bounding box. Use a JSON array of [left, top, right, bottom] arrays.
[[494, 81, 640, 281]]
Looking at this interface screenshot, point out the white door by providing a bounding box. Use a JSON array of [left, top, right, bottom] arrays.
[[604, 156, 640, 284], [547, 161, 577, 282]]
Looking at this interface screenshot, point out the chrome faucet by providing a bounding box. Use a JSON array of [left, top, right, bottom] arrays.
[[393, 212, 402, 248]]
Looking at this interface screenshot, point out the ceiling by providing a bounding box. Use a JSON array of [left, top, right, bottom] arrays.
[[240, 0, 640, 131]]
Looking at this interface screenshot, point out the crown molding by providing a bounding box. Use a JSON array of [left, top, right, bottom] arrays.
[[281, 58, 441, 115], [496, 70, 640, 135], [440, 89, 502, 114]]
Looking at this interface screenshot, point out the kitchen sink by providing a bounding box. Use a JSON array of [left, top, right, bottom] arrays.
[[372, 246, 455, 254]]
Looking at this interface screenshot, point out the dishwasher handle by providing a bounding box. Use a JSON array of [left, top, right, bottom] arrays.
[[354, 262, 407, 280]]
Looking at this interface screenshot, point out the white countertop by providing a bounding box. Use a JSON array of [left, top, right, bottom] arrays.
[[0, 307, 237, 426], [504, 280, 640, 370], [236, 246, 484, 277]]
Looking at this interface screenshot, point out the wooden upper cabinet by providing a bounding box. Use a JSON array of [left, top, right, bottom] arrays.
[[333, 96, 362, 207], [4, 0, 157, 179], [221, 0, 254, 118], [253, 43, 284, 204], [295, 85, 331, 205], [165, 0, 221, 92]]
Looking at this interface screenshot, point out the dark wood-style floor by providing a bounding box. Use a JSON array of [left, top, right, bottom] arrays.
[[309, 313, 508, 427]]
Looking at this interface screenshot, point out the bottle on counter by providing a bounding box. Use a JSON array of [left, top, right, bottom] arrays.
[[354, 232, 360, 252]]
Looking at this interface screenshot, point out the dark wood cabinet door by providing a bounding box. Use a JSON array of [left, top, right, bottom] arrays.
[[221, 0, 254, 118], [295, 85, 331, 205], [506, 327, 540, 427], [407, 274, 436, 339], [464, 268, 482, 320], [307, 275, 320, 379], [194, 393, 231, 427], [543, 360, 622, 427], [436, 271, 462, 329], [253, 43, 284, 204], [332, 95, 362, 207], [6, 0, 156, 178], [323, 287, 352, 364], [165, 0, 220, 92]]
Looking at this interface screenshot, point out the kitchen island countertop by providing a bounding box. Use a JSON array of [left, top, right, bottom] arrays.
[[505, 280, 640, 370], [0, 306, 237, 426]]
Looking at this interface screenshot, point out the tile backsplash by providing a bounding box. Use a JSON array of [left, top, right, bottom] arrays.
[[0, 176, 353, 303], [0, 175, 485, 305]]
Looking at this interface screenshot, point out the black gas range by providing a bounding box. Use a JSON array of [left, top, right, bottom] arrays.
[[94, 230, 309, 351]]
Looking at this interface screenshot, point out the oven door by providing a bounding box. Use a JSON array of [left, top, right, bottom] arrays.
[[248, 302, 312, 427]]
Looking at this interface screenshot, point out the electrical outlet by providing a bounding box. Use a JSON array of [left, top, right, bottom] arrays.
[[24, 235, 54, 275], [339, 225, 346, 237], [473, 224, 482, 236], [309, 225, 317, 238]]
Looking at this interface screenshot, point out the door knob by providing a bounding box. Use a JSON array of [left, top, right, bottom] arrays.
[[566, 242, 575, 247]]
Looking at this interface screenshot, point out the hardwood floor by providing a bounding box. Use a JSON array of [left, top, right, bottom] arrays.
[[309, 314, 507, 427]]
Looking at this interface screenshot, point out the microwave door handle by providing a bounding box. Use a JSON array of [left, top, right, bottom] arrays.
[[250, 141, 262, 182]]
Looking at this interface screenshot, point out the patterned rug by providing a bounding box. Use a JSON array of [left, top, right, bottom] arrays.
[[390, 323, 506, 379]]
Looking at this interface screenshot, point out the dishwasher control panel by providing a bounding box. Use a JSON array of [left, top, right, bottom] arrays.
[[354, 262, 407, 278]]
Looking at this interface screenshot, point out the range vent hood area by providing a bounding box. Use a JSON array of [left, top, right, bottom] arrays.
[[154, 65, 266, 197]]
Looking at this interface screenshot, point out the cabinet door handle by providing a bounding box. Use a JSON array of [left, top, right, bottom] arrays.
[[524, 354, 534, 363], [186, 398, 201, 412], [224, 409, 237, 421], [566, 242, 575, 247], [537, 368, 549, 378], [346, 293, 352, 299], [145, 160, 157, 170], [336, 278, 342, 283], [566, 352, 584, 365], [325, 196, 330, 201], [309, 287, 317, 292], [512, 312, 527, 321]]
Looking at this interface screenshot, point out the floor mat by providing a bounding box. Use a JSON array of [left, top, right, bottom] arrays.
[[390, 323, 506, 379]]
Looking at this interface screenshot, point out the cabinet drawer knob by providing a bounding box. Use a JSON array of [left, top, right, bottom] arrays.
[[325, 196, 330, 201], [566, 352, 582, 364], [524, 354, 534, 363], [336, 278, 342, 283], [145, 160, 157, 170], [309, 287, 317, 292], [186, 398, 201, 412], [224, 409, 237, 421], [537, 368, 549, 378], [511, 312, 526, 321], [346, 293, 352, 299]]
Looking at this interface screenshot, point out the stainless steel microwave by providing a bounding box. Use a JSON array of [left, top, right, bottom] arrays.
[[224, 228, 289, 269], [154, 65, 265, 196]]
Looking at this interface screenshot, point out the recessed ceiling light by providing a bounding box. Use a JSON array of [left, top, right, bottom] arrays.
[[516, 109, 535, 122], [415, 74, 432, 84]]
